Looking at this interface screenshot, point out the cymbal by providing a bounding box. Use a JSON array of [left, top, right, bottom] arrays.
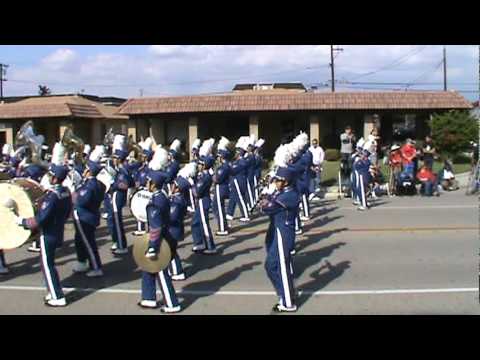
[[133, 234, 172, 273]]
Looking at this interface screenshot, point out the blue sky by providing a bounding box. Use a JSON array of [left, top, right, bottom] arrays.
[[1, 45, 478, 101]]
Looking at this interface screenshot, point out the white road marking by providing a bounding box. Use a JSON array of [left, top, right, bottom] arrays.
[[0, 285, 476, 296], [338, 205, 477, 210]]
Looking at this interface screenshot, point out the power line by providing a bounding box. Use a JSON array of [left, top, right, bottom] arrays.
[[347, 46, 430, 81]]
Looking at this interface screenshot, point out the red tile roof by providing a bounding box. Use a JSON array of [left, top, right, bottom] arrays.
[[117, 91, 473, 115], [0, 95, 127, 120]]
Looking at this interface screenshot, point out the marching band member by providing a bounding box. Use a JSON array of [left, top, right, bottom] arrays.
[[286, 139, 305, 236], [106, 135, 134, 256], [226, 137, 250, 223], [165, 139, 182, 195], [14, 162, 72, 307], [0, 249, 8, 275], [139, 147, 181, 313], [212, 137, 232, 236], [192, 139, 217, 254], [187, 138, 202, 213], [71, 146, 106, 277], [353, 144, 372, 211], [260, 144, 299, 313], [245, 135, 257, 212], [167, 163, 197, 281], [132, 138, 154, 236], [296, 133, 313, 222], [253, 139, 265, 205], [351, 138, 365, 205]]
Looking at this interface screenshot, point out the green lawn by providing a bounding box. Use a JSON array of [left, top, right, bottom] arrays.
[[319, 160, 471, 186]]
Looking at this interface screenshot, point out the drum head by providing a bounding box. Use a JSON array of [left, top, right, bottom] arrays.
[[0, 181, 37, 250], [130, 190, 152, 223], [133, 234, 172, 273]]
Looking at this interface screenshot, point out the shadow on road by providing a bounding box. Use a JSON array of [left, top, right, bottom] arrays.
[[179, 261, 262, 310], [296, 260, 351, 308], [294, 241, 347, 278]]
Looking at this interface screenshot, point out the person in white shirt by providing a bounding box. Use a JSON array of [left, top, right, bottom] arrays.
[[308, 139, 325, 200]]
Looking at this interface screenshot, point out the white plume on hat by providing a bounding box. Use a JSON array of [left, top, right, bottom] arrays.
[[217, 136, 231, 152], [51, 142, 66, 166], [89, 145, 105, 163], [2, 144, 12, 156], [255, 139, 265, 148], [249, 134, 257, 146], [83, 144, 91, 156], [236, 136, 250, 151], [191, 138, 201, 150], [199, 138, 215, 157], [113, 134, 127, 152], [356, 138, 365, 149], [274, 144, 293, 168], [149, 146, 169, 171], [363, 140, 373, 152], [140, 137, 154, 152], [178, 162, 197, 180], [170, 139, 181, 153]]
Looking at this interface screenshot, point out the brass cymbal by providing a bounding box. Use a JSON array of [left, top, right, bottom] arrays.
[[133, 234, 172, 273]]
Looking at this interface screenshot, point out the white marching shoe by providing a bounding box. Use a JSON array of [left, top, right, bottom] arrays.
[[295, 229, 303, 235], [110, 243, 118, 251], [112, 248, 128, 255], [102, 213, 108, 219], [138, 300, 158, 309], [300, 216, 310, 222], [45, 297, 67, 307], [239, 217, 251, 223], [216, 231, 229, 236], [225, 215, 234, 221], [133, 230, 146, 236], [72, 261, 89, 273], [171, 273, 186, 281], [160, 305, 182, 313], [27, 244, 41, 253], [86, 269, 104, 278]]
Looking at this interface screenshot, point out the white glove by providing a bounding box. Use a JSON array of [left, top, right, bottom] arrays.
[[14, 216, 24, 226], [208, 169, 214, 176], [187, 178, 195, 186]]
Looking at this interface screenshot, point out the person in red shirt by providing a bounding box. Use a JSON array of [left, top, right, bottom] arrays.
[[388, 144, 403, 195], [401, 139, 417, 167], [416, 165, 439, 196]]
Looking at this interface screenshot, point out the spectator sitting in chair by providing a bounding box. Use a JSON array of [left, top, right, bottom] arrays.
[[439, 159, 459, 191], [401, 139, 417, 167], [416, 164, 440, 197]]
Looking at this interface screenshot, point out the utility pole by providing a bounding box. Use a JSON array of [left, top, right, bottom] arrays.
[[0, 63, 9, 101], [443, 45, 447, 91], [330, 45, 343, 93]]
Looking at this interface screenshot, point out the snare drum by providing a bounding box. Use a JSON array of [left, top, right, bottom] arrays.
[[0, 178, 46, 250], [129, 188, 153, 223]]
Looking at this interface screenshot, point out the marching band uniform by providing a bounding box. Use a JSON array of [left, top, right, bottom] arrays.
[[261, 166, 298, 313], [106, 149, 134, 255], [353, 149, 371, 211], [287, 153, 304, 236], [212, 141, 232, 236], [299, 145, 313, 221], [245, 146, 256, 212], [192, 149, 217, 254], [187, 139, 201, 213], [226, 146, 250, 222], [167, 176, 192, 281], [351, 139, 365, 204], [253, 140, 265, 205], [133, 147, 154, 236], [71, 158, 106, 277], [165, 139, 181, 195], [140, 169, 181, 313], [16, 164, 72, 307], [0, 250, 8, 274]]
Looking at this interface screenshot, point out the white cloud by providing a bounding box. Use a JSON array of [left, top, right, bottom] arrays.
[[4, 45, 478, 101], [41, 48, 78, 71]]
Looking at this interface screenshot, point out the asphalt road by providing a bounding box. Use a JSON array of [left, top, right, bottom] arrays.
[[0, 191, 478, 315]]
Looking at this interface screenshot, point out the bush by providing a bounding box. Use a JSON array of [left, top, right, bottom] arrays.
[[324, 149, 341, 161], [452, 153, 472, 164], [429, 110, 479, 157]]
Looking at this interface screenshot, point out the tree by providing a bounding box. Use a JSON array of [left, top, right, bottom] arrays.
[[428, 110, 479, 157], [38, 85, 51, 96]]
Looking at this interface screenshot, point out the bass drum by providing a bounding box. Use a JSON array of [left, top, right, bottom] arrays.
[[129, 188, 153, 223], [0, 178, 46, 250]]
